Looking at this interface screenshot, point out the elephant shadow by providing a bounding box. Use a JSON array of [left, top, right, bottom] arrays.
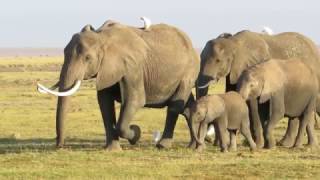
[[0, 137, 108, 154], [0, 137, 188, 153]]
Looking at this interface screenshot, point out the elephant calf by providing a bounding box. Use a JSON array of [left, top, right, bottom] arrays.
[[238, 59, 319, 149], [189, 91, 256, 152]]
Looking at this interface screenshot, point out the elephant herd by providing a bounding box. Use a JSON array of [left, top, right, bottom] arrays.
[[37, 18, 320, 152]]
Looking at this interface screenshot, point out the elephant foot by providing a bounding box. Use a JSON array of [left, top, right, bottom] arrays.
[[128, 125, 141, 145], [291, 144, 304, 150], [56, 139, 64, 149], [264, 142, 276, 149], [305, 143, 319, 150], [254, 138, 264, 149], [187, 140, 197, 149], [228, 146, 237, 152], [196, 144, 206, 152], [205, 135, 214, 143], [221, 148, 228, 153], [249, 144, 257, 152], [213, 137, 220, 146], [156, 138, 173, 149], [278, 137, 295, 147], [106, 141, 122, 151]]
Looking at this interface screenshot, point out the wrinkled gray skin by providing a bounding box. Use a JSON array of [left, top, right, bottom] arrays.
[[190, 91, 256, 152], [197, 31, 320, 148], [51, 21, 199, 150], [238, 59, 319, 149]]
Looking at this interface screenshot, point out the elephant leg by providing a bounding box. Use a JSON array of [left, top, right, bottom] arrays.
[[278, 117, 299, 147], [158, 80, 193, 149], [315, 95, 320, 129], [264, 94, 284, 149], [306, 114, 318, 148], [294, 101, 315, 148], [212, 124, 220, 146], [315, 113, 320, 130], [248, 99, 265, 148], [183, 94, 198, 149], [97, 88, 121, 151], [216, 116, 229, 152], [156, 107, 179, 149], [116, 100, 143, 144], [228, 130, 237, 151], [240, 117, 257, 151]]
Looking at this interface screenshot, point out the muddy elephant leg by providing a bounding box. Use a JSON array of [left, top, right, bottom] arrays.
[[306, 114, 319, 148], [278, 117, 299, 147], [248, 99, 265, 148], [240, 116, 257, 151], [97, 88, 121, 151], [228, 130, 237, 151], [294, 101, 315, 148]]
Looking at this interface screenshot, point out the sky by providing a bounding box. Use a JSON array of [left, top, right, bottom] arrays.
[[0, 0, 319, 48]]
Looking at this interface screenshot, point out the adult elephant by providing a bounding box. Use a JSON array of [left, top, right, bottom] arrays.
[[197, 30, 320, 148], [38, 19, 200, 150]]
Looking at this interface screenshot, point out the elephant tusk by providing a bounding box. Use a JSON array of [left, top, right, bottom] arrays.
[[197, 80, 216, 89], [197, 83, 210, 89], [140, 16, 151, 30], [37, 81, 59, 94], [37, 80, 81, 97]]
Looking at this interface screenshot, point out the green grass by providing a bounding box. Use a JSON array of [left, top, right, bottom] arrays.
[[0, 57, 320, 179]]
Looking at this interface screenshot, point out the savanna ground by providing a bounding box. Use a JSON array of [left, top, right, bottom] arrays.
[[0, 56, 320, 179]]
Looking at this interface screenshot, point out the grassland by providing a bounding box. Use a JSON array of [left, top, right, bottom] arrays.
[[0, 56, 320, 179]]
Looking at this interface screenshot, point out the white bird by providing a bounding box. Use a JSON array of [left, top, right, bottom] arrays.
[[262, 26, 274, 35], [206, 125, 215, 136], [140, 16, 151, 30], [153, 130, 161, 143]]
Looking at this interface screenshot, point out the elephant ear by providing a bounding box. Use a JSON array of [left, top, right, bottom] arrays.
[[204, 96, 226, 123], [229, 54, 246, 84], [96, 48, 126, 91], [259, 61, 286, 103]]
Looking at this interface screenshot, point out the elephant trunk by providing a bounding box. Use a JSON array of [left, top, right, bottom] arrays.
[[191, 121, 201, 144], [55, 62, 82, 147], [191, 120, 205, 145], [238, 86, 249, 101], [196, 76, 213, 99], [56, 95, 70, 147]]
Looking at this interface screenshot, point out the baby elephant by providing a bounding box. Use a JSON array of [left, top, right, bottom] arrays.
[[238, 59, 319, 149], [189, 91, 256, 152]]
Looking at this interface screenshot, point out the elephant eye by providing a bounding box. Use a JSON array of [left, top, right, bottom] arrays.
[[216, 59, 220, 63], [85, 55, 91, 62]]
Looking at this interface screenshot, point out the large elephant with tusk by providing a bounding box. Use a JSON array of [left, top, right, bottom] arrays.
[[38, 18, 200, 150]]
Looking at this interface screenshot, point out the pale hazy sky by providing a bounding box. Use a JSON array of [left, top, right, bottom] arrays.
[[0, 0, 319, 48]]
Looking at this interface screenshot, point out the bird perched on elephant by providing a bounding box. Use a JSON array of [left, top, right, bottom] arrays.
[[189, 91, 256, 152], [37, 18, 200, 150], [237, 59, 319, 149], [197, 30, 320, 148]]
